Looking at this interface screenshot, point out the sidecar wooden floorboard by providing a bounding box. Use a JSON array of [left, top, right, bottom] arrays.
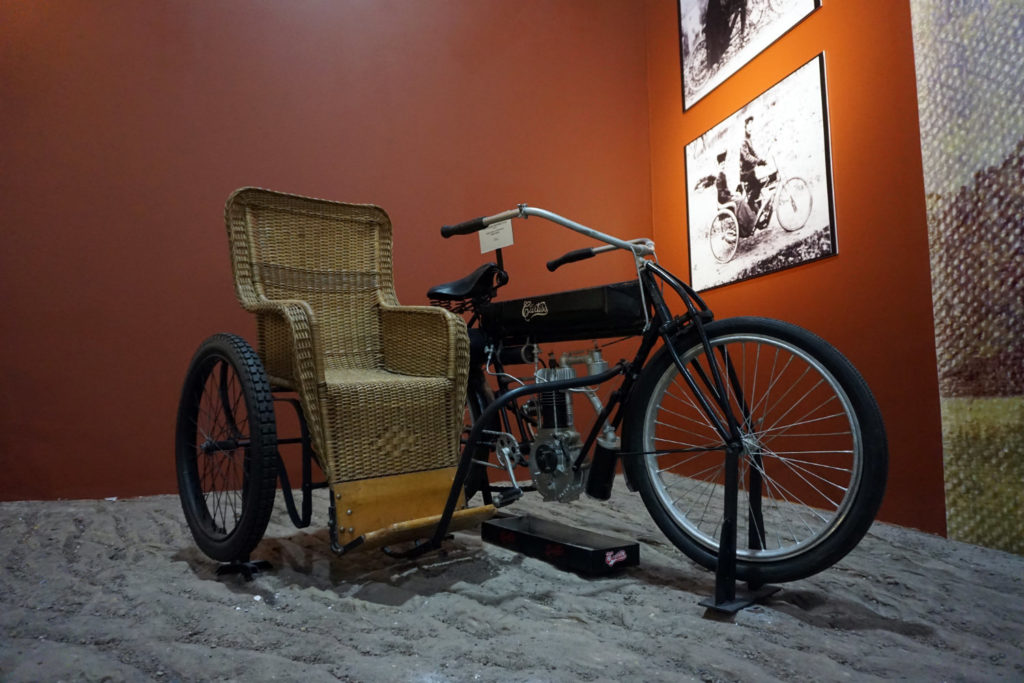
[[331, 467, 495, 549]]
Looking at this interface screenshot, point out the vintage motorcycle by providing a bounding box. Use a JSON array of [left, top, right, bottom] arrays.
[[429, 205, 885, 585], [175, 190, 887, 591]]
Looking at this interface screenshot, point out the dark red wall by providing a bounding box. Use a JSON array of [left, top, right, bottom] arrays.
[[0, 1, 649, 499]]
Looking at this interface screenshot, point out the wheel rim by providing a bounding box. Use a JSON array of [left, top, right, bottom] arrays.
[[776, 178, 812, 231], [184, 354, 253, 541], [709, 213, 739, 263], [641, 333, 862, 563]]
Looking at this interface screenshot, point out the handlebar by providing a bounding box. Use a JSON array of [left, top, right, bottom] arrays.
[[440, 216, 486, 238], [441, 204, 655, 267], [546, 247, 595, 272], [544, 237, 656, 271], [441, 207, 521, 239]]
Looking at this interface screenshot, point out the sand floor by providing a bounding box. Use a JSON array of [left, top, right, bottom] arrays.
[[2, 478, 1023, 682]]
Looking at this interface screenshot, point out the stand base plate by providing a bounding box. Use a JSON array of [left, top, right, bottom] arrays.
[[699, 584, 780, 614], [216, 559, 272, 581]]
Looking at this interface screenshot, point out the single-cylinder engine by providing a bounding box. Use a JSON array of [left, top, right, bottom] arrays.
[[529, 366, 586, 501]]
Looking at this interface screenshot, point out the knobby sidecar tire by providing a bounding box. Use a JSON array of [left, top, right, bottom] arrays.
[[622, 317, 887, 584], [175, 333, 278, 563]]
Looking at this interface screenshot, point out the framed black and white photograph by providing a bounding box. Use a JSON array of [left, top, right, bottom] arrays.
[[679, 0, 820, 109], [685, 54, 835, 291]]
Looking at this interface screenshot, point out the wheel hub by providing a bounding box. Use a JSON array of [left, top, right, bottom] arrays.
[[740, 432, 763, 459]]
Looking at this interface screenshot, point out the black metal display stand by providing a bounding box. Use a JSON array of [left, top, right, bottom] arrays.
[[216, 557, 272, 581], [699, 443, 779, 614]]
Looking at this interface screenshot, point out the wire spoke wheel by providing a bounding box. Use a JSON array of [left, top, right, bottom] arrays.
[[624, 318, 887, 583], [176, 334, 278, 562]]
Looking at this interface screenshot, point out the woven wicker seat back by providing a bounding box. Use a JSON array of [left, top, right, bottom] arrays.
[[224, 188, 470, 486]]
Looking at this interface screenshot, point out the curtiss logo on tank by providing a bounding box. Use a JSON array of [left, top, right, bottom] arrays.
[[521, 300, 549, 321]]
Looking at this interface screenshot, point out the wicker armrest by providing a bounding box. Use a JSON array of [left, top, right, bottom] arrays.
[[250, 299, 325, 381], [249, 299, 329, 458], [380, 305, 469, 379]]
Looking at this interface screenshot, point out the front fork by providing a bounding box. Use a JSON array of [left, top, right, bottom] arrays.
[[642, 264, 766, 552]]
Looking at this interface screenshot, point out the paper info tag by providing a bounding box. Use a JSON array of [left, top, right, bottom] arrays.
[[479, 219, 514, 253]]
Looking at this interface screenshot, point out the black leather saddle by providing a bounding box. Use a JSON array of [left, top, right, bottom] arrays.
[[427, 263, 507, 301]]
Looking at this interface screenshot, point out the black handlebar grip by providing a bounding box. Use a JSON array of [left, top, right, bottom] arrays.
[[440, 216, 487, 238], [546, 248, 595, 272]]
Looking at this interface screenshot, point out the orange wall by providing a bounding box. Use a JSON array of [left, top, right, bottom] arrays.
[[644, 0, 945, 533], [0, 1, 649, 500]]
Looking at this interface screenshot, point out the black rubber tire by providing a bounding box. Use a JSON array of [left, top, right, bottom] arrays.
[[622, 317, 887, 584], [175, 333, 278, 562]]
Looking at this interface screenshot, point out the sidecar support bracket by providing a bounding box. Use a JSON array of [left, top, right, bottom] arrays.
[[273, 396, 328, 530]]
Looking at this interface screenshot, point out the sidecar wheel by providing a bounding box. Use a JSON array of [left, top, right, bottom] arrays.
[[175, 333, 278, 562]]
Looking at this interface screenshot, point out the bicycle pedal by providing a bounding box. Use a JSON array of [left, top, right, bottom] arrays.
[[492, 487, 525, 507]]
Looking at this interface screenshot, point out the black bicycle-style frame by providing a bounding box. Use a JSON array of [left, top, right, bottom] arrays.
[[410, 248, 761, 607]]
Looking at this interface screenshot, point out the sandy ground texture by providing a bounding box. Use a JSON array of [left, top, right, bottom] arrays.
[[2, 479, 1023, 682]]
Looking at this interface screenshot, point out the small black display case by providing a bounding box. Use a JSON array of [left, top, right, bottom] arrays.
[[482, 515, 639, 576]]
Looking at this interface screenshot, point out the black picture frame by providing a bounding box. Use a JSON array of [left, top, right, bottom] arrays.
[[678, 0, 820, 110], [684, 53, 836, 291]]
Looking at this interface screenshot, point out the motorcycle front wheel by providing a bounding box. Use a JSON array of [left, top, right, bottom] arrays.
[[622, 317, 887, 584]]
